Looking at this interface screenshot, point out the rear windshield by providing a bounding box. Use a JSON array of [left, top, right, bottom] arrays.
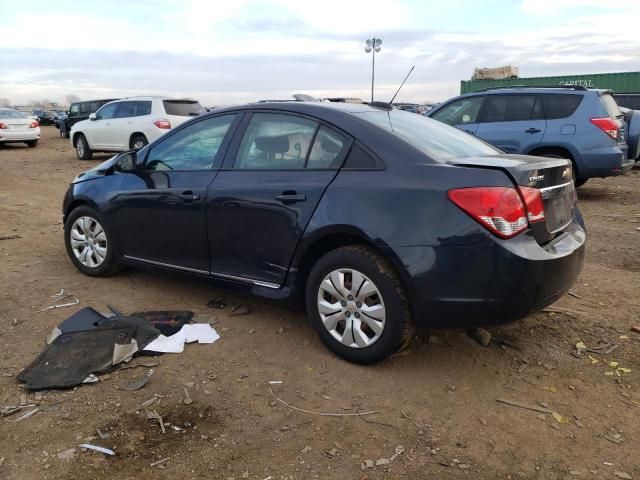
[[0, 109, 27, 119], [356, 110, 501, 161], [163, 100, 204, 116], [600, 93, 623, 119]]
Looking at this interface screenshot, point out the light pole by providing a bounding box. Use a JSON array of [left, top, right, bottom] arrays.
[[364, 38, 382, 102]]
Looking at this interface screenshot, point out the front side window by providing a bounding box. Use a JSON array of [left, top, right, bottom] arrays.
[[234, 113, 318, 169], [96, 103, 118, 120], [145, 114, 236, 171], [69, 104, 80, 115], [482, 95, 539, 122], [431, 96, 484, 125]]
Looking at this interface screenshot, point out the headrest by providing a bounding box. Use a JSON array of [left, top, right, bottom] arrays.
[[256, 135, 289, 154]]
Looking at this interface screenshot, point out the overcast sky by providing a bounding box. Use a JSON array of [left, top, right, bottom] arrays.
[[1, 0, 639, 106]]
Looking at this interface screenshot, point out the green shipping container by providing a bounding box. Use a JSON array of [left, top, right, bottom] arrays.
[[460, 71, 640, 95]]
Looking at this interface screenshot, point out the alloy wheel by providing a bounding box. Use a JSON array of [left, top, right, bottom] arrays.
[[317, 268, 386, 348], [76, 140, 85, 157], [69, 216, 108, 268], [133, 140, 146, 150]]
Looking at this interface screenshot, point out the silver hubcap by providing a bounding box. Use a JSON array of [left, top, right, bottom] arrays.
[[76, 140, 84, 156], [70, 216, 107, 268], [317, 268, 386, 348], [133, 140, 145, 149]]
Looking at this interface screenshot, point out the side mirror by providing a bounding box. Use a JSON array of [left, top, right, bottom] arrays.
[[114, 152, 137, 172], [89, 113, 97, 121]]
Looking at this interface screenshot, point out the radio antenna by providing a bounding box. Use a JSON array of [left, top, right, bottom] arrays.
[[389, 66, 415, 105]]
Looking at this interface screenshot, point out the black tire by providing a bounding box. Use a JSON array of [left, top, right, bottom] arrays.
[[25, 140, 38, 148], [537, 152, 587, 188], [75, 134, 93, 160], [130, 134, 148, 150], [305, 245, 413, 364], [64, 206, 121, 277]]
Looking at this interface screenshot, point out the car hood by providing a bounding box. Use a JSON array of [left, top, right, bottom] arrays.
[[72, 156, 117, 183], [71, 119, 90, 131]]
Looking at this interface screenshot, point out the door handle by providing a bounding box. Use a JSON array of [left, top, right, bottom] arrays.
[[525, 128, 541, 134], [179, 191, 201, 202], [275, 192, 306, 204]]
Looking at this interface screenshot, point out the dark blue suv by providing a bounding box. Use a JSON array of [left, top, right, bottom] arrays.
[[427, 86, 635, 186]]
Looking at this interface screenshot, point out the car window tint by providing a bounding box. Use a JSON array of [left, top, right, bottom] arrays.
[[135, 101, 152, 116], [307, 126, 347, 169], [69, 104, 80, 115], [162, 100, 204, 116], [343, 144, 379, 169], [541, 94, 582, 119], [96, 103, 118, 120], [235, 113, 318, 170], [431, 96, 483, 125], [79, 103, 90, 114], [89, 102, 100, 112], [357, 110, 500, 162], [146, 114, 236, 171], [483, 95, 537, 122], [114, 102, 135, 118]]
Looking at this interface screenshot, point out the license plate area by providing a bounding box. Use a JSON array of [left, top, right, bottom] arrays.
[[544, 191, 573, 233]]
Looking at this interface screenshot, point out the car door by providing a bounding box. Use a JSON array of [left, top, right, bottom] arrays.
[[88, 102, 119, 148], [429, 95, 485, 135], [110, 113, 239, 272], [475, 94, 547, 153], [110, 101, 136, 150], [207, 112, 350, 287]]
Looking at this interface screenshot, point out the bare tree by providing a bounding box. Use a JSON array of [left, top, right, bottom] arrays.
[[65, 94, 81, 104], [0, 98, 11, 107]]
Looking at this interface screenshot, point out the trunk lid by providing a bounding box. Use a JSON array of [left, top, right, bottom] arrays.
[[449, 154, 575, 244]]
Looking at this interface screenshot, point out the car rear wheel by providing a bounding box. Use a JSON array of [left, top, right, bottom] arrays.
[[305, 245, 413, 364], [25, 140, 38, 148], [537, 152, 587, 188], [64, 206, 120, 277], [131, 134, 148, 150], [75, 134, 93, 160]]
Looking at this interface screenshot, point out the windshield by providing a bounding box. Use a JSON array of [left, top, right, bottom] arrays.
[[163, 100, 204, 116], [0, 109, 27, 119], [356, 110, 500, 161]]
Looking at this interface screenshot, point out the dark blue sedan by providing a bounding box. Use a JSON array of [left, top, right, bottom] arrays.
[[62, 102, 586, 364]]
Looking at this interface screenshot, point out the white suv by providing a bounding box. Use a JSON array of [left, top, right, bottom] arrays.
[[70, 96, 204, 160]]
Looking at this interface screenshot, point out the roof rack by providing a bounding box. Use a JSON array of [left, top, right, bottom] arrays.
[[478, 85, 588, 92]]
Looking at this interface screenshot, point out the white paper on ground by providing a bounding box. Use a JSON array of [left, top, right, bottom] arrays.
[[143, 324, 219, 354]]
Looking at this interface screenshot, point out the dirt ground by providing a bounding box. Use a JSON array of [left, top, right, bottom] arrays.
[[1, 126, 639, 480]]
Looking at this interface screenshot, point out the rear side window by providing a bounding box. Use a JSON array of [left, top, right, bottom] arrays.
[[307, 127, 348, 169], [541, 94, 582, 119], [343, 144, 379, 169], [600, 93, 623, 118], [163, 100, 204, 116], [79, 103, 90, 114], [234, 113, 318, 169], [482, 95, 538, 122], [134, 101, 152, 116]]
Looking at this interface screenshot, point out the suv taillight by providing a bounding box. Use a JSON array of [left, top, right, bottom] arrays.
[[590, 117, 620, 140], [153, 119, 171, 129], [30, 121, 39, 128], [448, 186, 545, 239]]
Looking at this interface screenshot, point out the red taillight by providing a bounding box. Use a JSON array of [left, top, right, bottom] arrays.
[[30, 121, 39, 128], [590, 117, 619, 140], [448, 186, 545, 239], [0, 122, 7, 130], [153, 119, 171, 129], [519, 186, 545, 223]]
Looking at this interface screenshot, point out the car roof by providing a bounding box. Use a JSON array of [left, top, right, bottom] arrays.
[[110, 96, 199, 102]]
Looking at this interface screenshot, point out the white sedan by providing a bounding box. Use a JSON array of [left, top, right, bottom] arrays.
[[0, 108, 41, 147]]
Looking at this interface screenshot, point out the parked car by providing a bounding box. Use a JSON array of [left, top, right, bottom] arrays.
[[426, 86, 635, 187], [614, 93, 640, 110], [62, 102, 586, 364], [620, 107, 640, 161], [31, 110, 57, 126], [0, 108, 40, 147], [57, 99, 118, 138], [70, 96, 204, 160]]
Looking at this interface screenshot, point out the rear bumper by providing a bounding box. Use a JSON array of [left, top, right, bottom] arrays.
[[578, 144, 629, 178], [386, 211, 586, 328], [0, 129, 40, 142]]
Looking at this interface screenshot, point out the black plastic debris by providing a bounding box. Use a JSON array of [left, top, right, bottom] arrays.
[[206, 297, 226, 309], [46, 307, 108, 344], [131, 311, 194, 336], [18, 327, 136, 390]]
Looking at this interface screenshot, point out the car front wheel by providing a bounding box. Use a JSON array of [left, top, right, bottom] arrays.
[[75, 134, 93, 160], [64, 206, 120, 276], [305, 245, 414, 364]]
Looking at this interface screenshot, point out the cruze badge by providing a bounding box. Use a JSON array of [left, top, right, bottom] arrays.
[[529, 175, 544, 182]]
